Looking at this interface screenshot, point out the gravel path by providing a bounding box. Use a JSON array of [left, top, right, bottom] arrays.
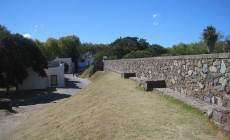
[[0, 74, 90, 135]]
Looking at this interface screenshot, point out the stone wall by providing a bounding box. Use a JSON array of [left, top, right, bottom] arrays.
[[104, 53, 230, 107]]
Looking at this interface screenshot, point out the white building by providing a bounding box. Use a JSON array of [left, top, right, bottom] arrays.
[[18, 67, 47, 90], [46, 61, 65, 88], [18, 61, 65, 90], [54, 58, 75, 74]]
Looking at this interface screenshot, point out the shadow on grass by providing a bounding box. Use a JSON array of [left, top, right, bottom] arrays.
[[12, 93, 71, 107]]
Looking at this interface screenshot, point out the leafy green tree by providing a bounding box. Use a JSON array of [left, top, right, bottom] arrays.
[[162, 42, 208, 56], [45, 38, 60, 60], [214, 41, 225, 53], [81, 43, 108, 60], [0, 25, 47, 91], [58, 35, 81, 64], [224, 35, 230, 52], [0, 28, 47, 92], [146, 44, 168, 57], [225, 40, 230, 52], [123, 50, 152, 59], [34, 39, 50, 60], [202, 26, 218, 53], [0, 25, 10, 34], [94, 50, 108, 61], [109, 37, 150, 59]]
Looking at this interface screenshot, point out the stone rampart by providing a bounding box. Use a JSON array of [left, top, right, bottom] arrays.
[[104, 53, 230, 107]]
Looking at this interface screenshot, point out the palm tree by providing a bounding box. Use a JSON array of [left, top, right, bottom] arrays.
[[202, 26, 218, 53]]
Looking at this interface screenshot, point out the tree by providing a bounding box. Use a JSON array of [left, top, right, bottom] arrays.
[[44, 38, 60, 60], [202, 26, 218, 53], [108, 37, 150, 59], [214, 41, 225, 53], [123, 50, 152, 59], [58, 35, 81, 64], [34, 39, 49, 60], [224, 35, 230, 52], [0, 25, 47, 92], [0, 25, 10, 34], [146, 44, 168, 57], [80, 43, 108, 60]]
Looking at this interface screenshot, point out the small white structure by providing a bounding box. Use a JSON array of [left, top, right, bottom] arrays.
[[54, 57, 75, 74], [18, 61, 65, 90], [18, 67, 47, 90], [46, 61, 65, 88]]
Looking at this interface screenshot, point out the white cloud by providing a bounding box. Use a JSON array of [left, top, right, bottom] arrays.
[[153, 14, 158, 18], [33, 24, 44, 33], [23, 34, 31, 38], [34, 25, 38, 32], [153, 22, 159, 26]]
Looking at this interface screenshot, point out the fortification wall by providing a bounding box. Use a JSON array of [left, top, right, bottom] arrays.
[[104, 53, 230, 107]]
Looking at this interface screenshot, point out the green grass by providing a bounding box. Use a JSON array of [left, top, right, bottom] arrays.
[[157, 94, 204, 116]]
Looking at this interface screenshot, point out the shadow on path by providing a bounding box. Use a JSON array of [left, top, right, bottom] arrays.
[[11, 75, 88, 107], [63, 77, 82, 89]]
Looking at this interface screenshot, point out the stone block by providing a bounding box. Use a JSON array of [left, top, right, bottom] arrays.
[[214, 85, 225, 92], [212, 107, 230, 134], [203, 64, 208, 73], [219, 77, 228, 87], [204, 96, 211, 103], [219, 53, 230, 58], [211, 96, 216, 104], [220, 60, 226, 74], [188, 70, 193, 76], [145, 80, 166, 91], [213, 73, 223, 78], [217, 97, 223, 106], [122, 73, 136, 79], [209, 65, 218, 73], [213, 61, 221, 66], [223, 93, 230, 100]]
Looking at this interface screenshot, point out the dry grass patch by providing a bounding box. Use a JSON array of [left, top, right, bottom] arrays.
[[1, 72, 229, 140]]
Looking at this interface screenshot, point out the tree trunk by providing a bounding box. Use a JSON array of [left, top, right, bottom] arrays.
[[208, 45, 214, 54]]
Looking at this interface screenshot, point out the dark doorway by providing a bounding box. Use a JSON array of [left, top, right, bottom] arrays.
[[51, 75, 57, 86]]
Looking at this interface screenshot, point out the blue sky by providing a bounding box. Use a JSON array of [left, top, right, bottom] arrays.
[[1, 0, 230, 47]]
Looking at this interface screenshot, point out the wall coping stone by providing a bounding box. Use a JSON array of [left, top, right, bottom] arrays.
[[104, 53, 230, 62]]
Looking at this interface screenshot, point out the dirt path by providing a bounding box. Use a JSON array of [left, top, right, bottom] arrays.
[[0, 74, 90, 135]]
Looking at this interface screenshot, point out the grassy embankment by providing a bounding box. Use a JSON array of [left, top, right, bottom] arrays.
[[1, 72, 229, 140], [78, 65, 94, 79]]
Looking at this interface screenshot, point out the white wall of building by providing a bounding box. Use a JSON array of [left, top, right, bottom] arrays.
[[18, 67, 47, 90], [45, 63, 65, 87], [54, 58, 75, 74]]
